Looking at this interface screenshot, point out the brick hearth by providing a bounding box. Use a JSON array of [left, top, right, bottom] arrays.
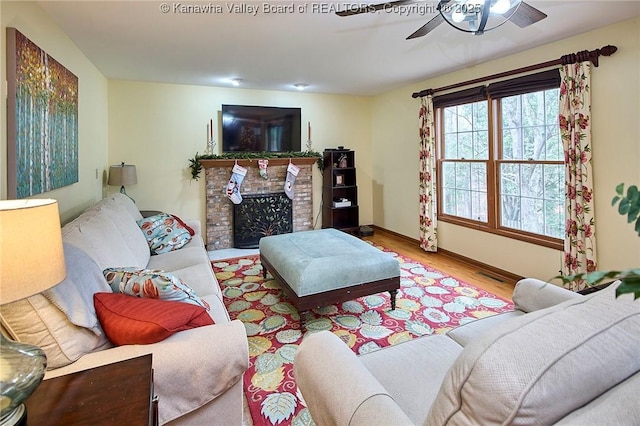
[[203, 159, 316, 249]]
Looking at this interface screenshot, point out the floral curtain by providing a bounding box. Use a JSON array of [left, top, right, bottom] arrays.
[[419, 95, 437, 252], [559, 62, 597, 290]]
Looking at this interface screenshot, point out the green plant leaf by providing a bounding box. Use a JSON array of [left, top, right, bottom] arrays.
[[615, 183, 625, 196], [611, 195, 620, 206], [615, 275, 640, 300], [628, 204, 640, 223], [618, 198, 630, 215]]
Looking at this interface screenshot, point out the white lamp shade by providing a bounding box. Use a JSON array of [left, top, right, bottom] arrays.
[[108, 163, 138, 186], [0, 199, 66, 303]]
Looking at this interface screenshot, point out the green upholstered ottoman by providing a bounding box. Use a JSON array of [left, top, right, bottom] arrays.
[[259, 228, 400, 314]]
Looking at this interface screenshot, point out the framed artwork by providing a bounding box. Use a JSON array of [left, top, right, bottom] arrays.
[[6, 28, 78, 199], [335, 174, 345, 186]]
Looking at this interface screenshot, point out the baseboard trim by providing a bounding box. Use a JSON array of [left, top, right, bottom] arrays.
[[370, 225, 524, 284]]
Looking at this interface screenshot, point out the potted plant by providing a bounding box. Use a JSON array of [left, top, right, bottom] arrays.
[[555, 184, 640, 299]]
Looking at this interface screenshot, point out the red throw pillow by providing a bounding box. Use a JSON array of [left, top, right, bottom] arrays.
[[171, 214, 196, 236], [94, 293, 213, 346]]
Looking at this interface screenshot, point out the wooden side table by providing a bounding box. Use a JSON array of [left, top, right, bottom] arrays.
[[25, 354, 157, 426]]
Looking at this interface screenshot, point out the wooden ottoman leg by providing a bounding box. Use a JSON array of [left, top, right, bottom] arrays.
[[389, 289, 397, 310]]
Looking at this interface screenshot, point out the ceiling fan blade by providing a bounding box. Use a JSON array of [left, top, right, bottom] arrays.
[[336, 0, 416, 17], [508, 2, 547, 28], [406, 13, 445, 39]]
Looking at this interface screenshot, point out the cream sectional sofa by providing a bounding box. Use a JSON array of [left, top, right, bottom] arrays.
[[295, 278, 640, 425], [0, 193, 248, 425]]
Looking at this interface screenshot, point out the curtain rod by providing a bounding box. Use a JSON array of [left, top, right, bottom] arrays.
[[411, 45, 618, 99]]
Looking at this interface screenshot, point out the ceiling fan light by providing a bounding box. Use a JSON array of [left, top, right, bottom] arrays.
[[490, 0, 511, 14], [452, 10, 466, 23], [439, 0, 522, 34]]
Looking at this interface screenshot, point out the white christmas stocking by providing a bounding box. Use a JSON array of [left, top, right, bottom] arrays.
[[284, 163, 300, 200], [226, 163, 247, 204]]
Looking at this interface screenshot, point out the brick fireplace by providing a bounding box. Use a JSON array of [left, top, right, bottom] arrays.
[[201, 158, 317, 250]]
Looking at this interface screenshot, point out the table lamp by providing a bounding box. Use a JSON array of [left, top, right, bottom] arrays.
[[0, 199, 66, 426], [108, 162, 137, 202]]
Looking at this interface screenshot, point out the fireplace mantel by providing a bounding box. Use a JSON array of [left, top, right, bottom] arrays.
[[200, 157, 319, 168]]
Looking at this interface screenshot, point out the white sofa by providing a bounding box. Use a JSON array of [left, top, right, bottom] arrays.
[[295, 278, 640, 425], [0, 193, 248, 425]]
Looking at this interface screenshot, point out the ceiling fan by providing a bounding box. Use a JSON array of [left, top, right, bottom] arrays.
[[336, 0, 547, 38]]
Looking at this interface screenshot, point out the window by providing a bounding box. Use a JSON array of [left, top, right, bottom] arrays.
[[435, 70, 563, 249]]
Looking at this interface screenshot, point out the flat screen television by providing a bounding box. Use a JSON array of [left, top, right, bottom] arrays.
[[221, 105, 302, 153]]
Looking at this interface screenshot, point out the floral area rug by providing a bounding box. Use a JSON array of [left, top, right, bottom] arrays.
[[212, 246, 514, 425]]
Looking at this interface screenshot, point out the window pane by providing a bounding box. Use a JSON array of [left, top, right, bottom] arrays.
[[441, 161, 486, 222], [545, 125, 562, 160], [442, 162, 456, 189], [443, 101, 488, 161], [499, 162, 564, 238], [444, 133, 458, 159], [501, 89, 561, 161], [473, 102, 488, 131], [458, 132, 473, 159], [522, 91, 545, 127], [500, 163, 519, 195], [473, 131, 488, 159], [455, 162, 470, 190], [545, 89, 560, 124], [457, 104, 473, 132], [444, 107, 457, 133], [455, 190, 471, 218], [471, 163, 487, 192]]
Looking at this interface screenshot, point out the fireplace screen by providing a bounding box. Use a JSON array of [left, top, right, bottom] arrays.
[[233, 192, 293, 248]]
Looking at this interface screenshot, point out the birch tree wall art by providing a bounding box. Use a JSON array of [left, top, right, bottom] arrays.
[[6, 28, 78, 199]]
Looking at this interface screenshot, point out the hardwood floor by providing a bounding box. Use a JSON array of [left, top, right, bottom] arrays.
[[363, 228, 517, 301]]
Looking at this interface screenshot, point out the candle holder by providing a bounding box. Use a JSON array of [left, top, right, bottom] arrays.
[[205, 138, 216, 155], [305, 139, 313, 152]]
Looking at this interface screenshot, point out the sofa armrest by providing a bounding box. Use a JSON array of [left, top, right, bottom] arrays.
[[45, 320, 248, 425], [294, 331, 413, 426], [512, 278, 584, 313]]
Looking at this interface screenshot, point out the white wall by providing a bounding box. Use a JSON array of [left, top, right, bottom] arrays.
[[371, 18, 640, 280], [107, 81, 372, 228], [1, 1, 109, 222]]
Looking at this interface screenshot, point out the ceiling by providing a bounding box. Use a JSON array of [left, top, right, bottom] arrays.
[[38, 1, 640, 96]]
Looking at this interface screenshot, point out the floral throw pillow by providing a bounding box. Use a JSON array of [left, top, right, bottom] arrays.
[[103, 267, 210, 311], [137, 213, 191, 254]]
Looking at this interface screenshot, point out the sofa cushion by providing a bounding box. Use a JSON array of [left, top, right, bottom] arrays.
[[0, 294, 112, 369], [103, 267, 210, 310], [0, 243, 113, 369], [91, 197, 150, 267], [63, 213, 144, 270], [146, 244, 209, 272], [43, 243, 112, 336], [137, 213, 192, 254], [361, 334, 463, 424], [426, 284, 640, 425], [94, 293, 214, 345], [90, 193, 143, 221]]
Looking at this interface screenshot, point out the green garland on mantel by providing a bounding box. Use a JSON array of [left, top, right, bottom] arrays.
[[189, 151, 323, 180]]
